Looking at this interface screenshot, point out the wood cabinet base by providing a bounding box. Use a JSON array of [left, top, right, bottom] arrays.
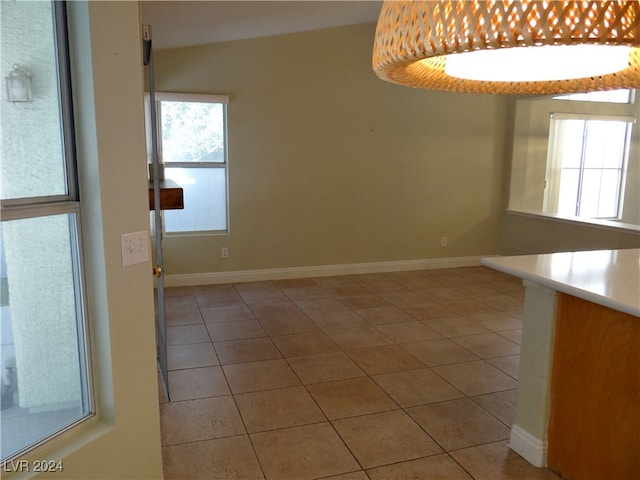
[[548, 293, 639, 479]]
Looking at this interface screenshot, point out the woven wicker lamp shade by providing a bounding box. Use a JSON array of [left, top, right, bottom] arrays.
[[372, 1, 640, 95]]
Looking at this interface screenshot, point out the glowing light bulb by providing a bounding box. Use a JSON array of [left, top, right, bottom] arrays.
[[444, 44, 631, 82]]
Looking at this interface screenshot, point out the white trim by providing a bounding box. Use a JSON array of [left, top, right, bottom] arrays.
[[510, 424, 548, 468], [163, 256, 486, 287], [145, 91, 229, 104], [506, 209, 640, 234]]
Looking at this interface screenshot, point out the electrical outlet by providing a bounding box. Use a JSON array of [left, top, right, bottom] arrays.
[[440, 236, 448, 247], [121, 231, 150, 267], [221, 247, 229, 258]]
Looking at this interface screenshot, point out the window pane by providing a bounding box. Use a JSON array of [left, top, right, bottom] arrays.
[[596, 170, 622, 218], [164, 168, 227, 232], [558, 119, 584, 169], [557, 169, 580, 216], [160, 101, 225, 163], [554, 89, 632, 103], [0, 1, 67, 200], [584, 121, 627, 169], [0, 214, 90, 460], [578, 168, 621, 219]]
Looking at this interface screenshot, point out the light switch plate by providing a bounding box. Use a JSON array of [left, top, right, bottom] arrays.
[[121, 231, 150, 267]]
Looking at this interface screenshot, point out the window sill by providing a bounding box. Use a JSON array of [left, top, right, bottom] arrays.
[[506, 209, 640, 235]]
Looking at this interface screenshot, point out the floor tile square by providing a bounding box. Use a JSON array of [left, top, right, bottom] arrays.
[[366, 454, 472, 480], [249, 301, 304, 319], [451, 440, 561, 480], [168, 366, 230, 401], [295, 297, 350, 314], [324, 284, 370, 297], [307, 377, 397, 419], [487, 355, 520, 379], [165, 303, 204, 326], [200, 304, 255, 323], [332, 410, 442, 469], [407, 398, 510, 450], [311, 276, 358, 288], [325, 326, 392, 349], [195, 290, 245, 308], [498, 329, 523, 345], [191, 284, 237, 296], [421, 316, 490, 337], [472, 389, 518, 427], [167, 342, 219, 370], [374, 321, 442, 343], [372, 368, 464, 407], [466, 312, 523, 331], [160, 396, 245, 445], [321, 472, 368, 480], [396, 277, 440, 291], [162, 435, 264, 480], [282, 286, 331, 300], [222, 359, 300, 394], [214, 337, 282, 365], [239, 289, 290, 305], [251, 423, 360, 480], [233, 280, 278, 292], [360, 280, 406, 294], [401, 338, 479, 366], [420, 287, 471, 303], [354, 306, 414, 325], [272, 331, 340, 357], [274, 278, 317, 288], [349, 273, 388, 283], [257, 313, 319, 336], [346, 344, 425, 375], [166, 324, 210, 345], [307, 310, 367, 330], [401, 302, 458, 320], [422, 286, 468, 304], [443, 299, 497, 315], [287, 351, 366, 384], [165, 295, 199, 310], [432, 360, 518, 396], [378, 291, 429, 306], [455, 284, 503, 299], [235, 386, 325, 433], [206, 319, 266, 341], [452, 332, 520, 358], [164, 286, 193, 297], [338, 295, 390, 310], [480, 294, 524, 311]]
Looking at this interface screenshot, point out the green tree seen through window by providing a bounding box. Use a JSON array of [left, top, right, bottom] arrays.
[[161, 101, 224, 162]]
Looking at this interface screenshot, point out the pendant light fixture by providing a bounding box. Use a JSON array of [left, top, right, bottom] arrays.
[[372, 1, 640, 95]]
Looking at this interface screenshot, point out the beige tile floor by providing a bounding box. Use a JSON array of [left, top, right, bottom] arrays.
[[159, 266, 561, 480]]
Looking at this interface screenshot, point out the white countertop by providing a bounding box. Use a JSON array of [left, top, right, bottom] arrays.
[[482, 249, 640, 317]]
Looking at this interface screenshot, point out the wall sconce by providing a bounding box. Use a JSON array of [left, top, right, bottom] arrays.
[[6, 64, 32, 102]]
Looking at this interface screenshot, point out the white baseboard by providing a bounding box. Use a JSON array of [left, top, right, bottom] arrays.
[[163, 255, 487, 287], [510, 424, 548, 468]]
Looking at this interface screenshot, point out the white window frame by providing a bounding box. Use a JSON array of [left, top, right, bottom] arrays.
[[544, 113, 635, 219], [0, 1, 94, 461], [145, 92, 230, 236]]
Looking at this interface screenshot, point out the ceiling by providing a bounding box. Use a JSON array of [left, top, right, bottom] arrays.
[[140, 1, 383, 50]]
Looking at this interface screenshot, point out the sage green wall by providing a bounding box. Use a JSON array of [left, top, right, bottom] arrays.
[[153, 23, 510, 275], [500, 212, 640, 255]]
